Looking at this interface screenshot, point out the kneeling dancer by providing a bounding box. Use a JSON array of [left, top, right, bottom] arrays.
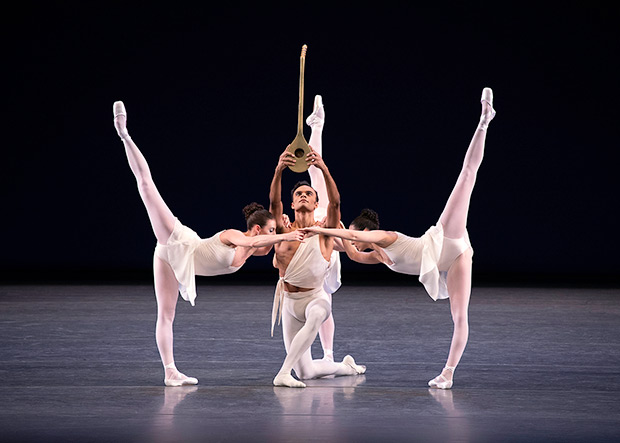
[[269, 146, 366, 388]]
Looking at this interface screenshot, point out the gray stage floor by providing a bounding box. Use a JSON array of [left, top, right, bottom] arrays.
[[1, 283, 619, 442]]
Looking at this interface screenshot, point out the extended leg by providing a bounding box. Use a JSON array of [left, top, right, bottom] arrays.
[[114, 102, 193, 386], [307, 95, 329, 221], [306, 95, 337, 359], [439, 88, 495, 239], [429, 247, 473, 389], [113, 101, 175, 244], [154, 255, 198, 386], [431, 88, 494, 389]]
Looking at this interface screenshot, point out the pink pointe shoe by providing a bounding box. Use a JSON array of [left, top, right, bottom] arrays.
[[478, 87, 496, 131], [306, 95, 325, 128], [113, 101, 130, 139], [163, 362, 198, 387], [428, 366, 455, 390]]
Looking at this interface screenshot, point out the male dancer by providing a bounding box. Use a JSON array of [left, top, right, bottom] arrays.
[[269, 147, 365, 388]]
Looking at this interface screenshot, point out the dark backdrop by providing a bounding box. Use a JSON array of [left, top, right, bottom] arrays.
[[3, 2, 618, 285]]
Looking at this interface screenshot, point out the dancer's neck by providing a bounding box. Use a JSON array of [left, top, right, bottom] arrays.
[[292, 211, 316, 229]]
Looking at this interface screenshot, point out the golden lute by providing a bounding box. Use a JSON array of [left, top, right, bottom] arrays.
[[287, 44, 310, 173]]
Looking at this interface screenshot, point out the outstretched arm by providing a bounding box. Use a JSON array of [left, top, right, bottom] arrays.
[[270, 148, 296, 233], [221, 229, 305, 249], [301, 226, 397, 249], [341, 238, 383, 264]]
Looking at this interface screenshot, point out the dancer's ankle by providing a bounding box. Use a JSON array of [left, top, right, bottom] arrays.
[[442, 366, 455, 381]]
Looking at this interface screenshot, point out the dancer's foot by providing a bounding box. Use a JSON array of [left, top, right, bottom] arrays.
[[273, 372, 306, 388], [342, 355, 366, 375], [322, 350, 334, 362], [428, 366, 454, 390], [164, 364, 198, 387], [113, 101, 130, 139], [305, 95, 325, 129], [478, 87, 496, 131]]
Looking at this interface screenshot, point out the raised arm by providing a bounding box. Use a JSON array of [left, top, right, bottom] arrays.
[[301, 226, 398, 249], [306, 148, 340, 228], [270, 148, 296, 233]]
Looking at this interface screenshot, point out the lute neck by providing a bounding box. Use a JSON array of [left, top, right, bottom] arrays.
[[297, 45, 307, 136]]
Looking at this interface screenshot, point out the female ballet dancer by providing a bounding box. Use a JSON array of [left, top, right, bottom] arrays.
[[301, 87, 496, 389], [306, 95, 342, 362], [113, 101, 304, 386]]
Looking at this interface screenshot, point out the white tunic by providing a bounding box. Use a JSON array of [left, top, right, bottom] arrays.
[[271, 235, 330, 336], [382, 222, 472, 301], [154, 218, 241, 306]]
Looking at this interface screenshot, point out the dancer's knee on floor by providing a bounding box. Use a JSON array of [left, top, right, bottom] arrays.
[[293, 365, 317, 380]]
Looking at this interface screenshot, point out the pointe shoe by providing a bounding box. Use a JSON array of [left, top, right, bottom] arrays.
[[113, 101, 126, 119], [163, 363, 198, 387], [343, 355, 366, 375], [113, 100, 130, 139], [428, 366, 454, 390], [305, 95, 325, 128], [164, 372, 199, 387], [479, 87, 496, 131]]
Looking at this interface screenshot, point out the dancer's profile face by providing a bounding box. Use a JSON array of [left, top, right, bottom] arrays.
[[259, 219, 277, 235], [291, 186, 318, 211], [349, 223, 373, 252]]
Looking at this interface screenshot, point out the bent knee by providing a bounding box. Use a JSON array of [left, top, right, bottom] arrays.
[[306, 304, 330, 327]]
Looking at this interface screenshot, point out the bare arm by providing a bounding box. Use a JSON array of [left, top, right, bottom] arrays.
[[307, 148, 340, 228], [301, 227, 398, 249], [221, 229, 305, 249], [342, 239, 383, 265], [269, 148, 296, 233], [252, 245, 273, 257]]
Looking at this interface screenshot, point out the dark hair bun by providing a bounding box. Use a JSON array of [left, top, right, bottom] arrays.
[[242, 202, 265, 220], [359, 208, 379, 225]]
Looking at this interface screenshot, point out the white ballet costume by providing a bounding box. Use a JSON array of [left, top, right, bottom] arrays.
[[155, 218, 241, 306], [382, 223, 472, 301], [272, 235, 365, 386]]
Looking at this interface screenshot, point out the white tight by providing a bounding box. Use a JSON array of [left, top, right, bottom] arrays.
[[307, 109, 336, 359], [119, 129, 184, 375], [435, 107, 490, 375], [279, 290, 356, 379]]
